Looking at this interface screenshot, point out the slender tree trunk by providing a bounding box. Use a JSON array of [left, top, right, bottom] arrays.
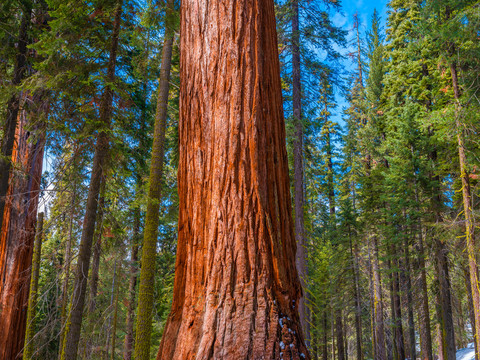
[[416, 231, 433, 360], [324, 117, 344, 360], [111, 278, 119, 360], [413, 162, 433, 360], [123, 207, 140, 360], [353, 13, 363, 86], [62, 2, 122, 358], [106, 260, 118, 360], [0, 3, 32, 230], [463, 264, 478, 356], [367, 238, 377, 359], [403, 234, 417, 360], [124, 77, 147, 360], [88, 177, 106, 314], [428, 136, 455, 359], [0, 97, 45, 359], [344, 315, 348, 360], [156, 0, 309, 358], [436, 323, 444, 360], [332, 307, 336, 360], [450, 60, 480, 358], [387, 260, 398, 360], [24, 212, 44, 360], [292, 0, 308, 344], [372, 236, 387, 360], [390, 246, 405, 360], [323, 310, 329, 360], [58, 180, 77, 360], [336, 310, 345, 360], [434, 239, 456, 360], [85, 177, 106, 359], [133, 1, 174, 358], [349, 235, 363, 360]]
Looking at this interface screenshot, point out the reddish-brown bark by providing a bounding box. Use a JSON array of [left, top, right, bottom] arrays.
[[156, 1, 309, 359], [0, 5, 32, 231], [0, 103, 45, 359]]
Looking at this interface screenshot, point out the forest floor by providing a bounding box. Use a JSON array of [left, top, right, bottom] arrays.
[[456, 343, 475, 360]]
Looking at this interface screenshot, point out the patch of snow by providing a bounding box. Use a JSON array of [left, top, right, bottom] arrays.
[[456, 345, 475, 360]]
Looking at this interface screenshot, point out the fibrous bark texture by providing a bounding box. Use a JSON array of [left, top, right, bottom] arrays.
[[0, 5, 32, 231], [0, 103, 45, 359], [157, 1, 309, 359]]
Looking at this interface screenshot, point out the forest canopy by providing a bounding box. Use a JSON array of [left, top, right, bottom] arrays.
[[0, 0, 479, 359]]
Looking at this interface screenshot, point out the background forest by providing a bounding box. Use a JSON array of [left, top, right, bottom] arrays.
[[0, 0, 479, 359]]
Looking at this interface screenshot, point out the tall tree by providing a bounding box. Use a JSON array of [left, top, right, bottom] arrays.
[[429, 1, 480, 354], [133, 0, 176, 358], [157, 0, 309, 358], [0, 96, 46, 359], [24, 212, 44, 360], [291, 0, 308, 342], [0, 0, 32, 230], [62, 1, 123, 358]]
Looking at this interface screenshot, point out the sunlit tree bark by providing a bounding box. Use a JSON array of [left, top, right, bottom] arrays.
[[0, 100, 45, 359], [156, 1, 309, 359]]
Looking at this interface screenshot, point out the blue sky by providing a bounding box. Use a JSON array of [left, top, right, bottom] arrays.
[[330, 0, 390, 125], [335, 0, 389, 32]]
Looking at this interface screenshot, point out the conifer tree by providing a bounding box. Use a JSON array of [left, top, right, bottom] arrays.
[[134, 0, 176, 358], [62, 1, 123, 358]]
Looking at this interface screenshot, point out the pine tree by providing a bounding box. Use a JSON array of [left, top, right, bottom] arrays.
[[62, 1, 123, 358]]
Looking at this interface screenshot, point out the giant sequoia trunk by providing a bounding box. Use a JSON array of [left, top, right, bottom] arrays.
[[0, 4, 32, 230], [0, 101, 45, 359], [156, 1, 309, 359]]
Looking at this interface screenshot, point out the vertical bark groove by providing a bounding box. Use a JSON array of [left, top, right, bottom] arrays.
[[156, 1, 309, 359], [0, 4, 32, 230], [0, 99, 45, 359]]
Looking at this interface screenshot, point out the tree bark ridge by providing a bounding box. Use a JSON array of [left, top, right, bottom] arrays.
[[157, 1, 309, 359]]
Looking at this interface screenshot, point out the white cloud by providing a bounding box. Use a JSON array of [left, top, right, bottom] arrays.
[[332, 12, 347, 27]]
